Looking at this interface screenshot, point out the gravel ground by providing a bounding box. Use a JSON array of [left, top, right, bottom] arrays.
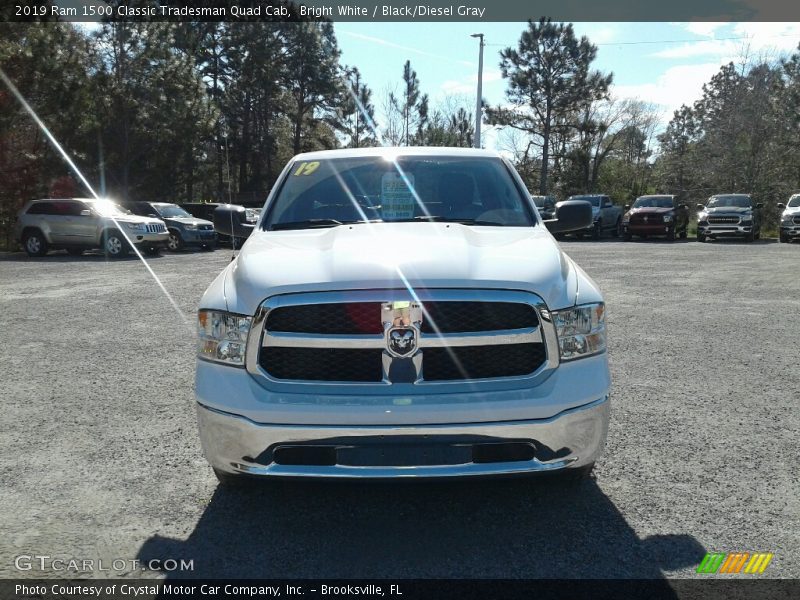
[[0, 238, 798, 580]]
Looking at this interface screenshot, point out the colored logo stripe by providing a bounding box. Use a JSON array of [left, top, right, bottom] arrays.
[[744, 553, 773, 574], [698, 552, 773, 574], [697, 553, 726, 573]]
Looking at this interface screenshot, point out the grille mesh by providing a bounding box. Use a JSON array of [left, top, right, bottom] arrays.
[[266, 301, 537, 335], [420, 301, 537, 333], [423, 343, 545, 381], [260, 347, 383, 382], [708, 216, 740, 224], [267, 303, 382, 334]]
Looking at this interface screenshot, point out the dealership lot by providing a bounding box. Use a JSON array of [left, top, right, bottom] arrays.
[[0, 239, 798, 579]]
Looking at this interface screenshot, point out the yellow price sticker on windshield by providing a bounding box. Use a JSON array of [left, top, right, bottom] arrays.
[[294, 161, 320, 176]]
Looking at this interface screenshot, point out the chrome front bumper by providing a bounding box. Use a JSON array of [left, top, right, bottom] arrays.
[[698, 223, 753, 236], [196, 396, 610, 479]]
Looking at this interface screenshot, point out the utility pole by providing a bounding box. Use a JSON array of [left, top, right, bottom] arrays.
[[471, 33, 484, 149]]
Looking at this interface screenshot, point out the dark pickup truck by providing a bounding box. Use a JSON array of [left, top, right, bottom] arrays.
[[622, 195, 689, 241]]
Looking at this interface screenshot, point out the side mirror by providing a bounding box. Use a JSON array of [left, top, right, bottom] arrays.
[[148, 213, 159, 218], [623, 204, 630, 211], [545, 200, 593, 233], [679, 204, 688, 210], [777, 203, 786, 209], [213, 204, 255, 238], [756, 202, 763, 209], [696, 204, 705, 210], [79, 209, 91, 217]]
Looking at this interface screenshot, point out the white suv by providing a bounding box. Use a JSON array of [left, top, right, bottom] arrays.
[[195, 147, 609, 485]]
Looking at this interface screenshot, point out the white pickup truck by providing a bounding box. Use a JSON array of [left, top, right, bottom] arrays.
[[195, 147, 610, 485]]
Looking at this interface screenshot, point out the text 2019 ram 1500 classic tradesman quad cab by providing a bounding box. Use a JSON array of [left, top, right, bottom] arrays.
[[195, 148, 610, 486]]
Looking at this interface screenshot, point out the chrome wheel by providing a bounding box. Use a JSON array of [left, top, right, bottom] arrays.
[[26, 237, 41, 254], [167, 233, 182, 251], [105, 236, 122, 255]]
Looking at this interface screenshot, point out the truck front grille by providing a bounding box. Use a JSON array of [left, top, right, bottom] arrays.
[[708, 215, 740, 224], [252, 290, 554, 386], [146, 223, 166, 233]]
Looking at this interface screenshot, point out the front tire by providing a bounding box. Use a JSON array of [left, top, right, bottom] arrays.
[[612, 218, 622, 237], [667, 228, 676, 241], [745, 230, 755, 243], [679, 228, 688, 239], [591, 221, 601, 240], [623, 231, 632, 241], [103, 230, 129, 258], [23, 231, 48, 257], [780, 232, 789, 243], [167, 231, 184, 252], [697, 233, 706, 243]]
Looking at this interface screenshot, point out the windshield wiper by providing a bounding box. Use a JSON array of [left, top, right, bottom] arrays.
[[270, 219, 344, 231], [403, 215, 508, 226]]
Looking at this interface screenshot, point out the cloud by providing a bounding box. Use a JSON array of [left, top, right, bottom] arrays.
[[440, 70, 501, 95], [338, 30, 474, 67], [613, 62, 723, 116], [652, 22, 800, 59]]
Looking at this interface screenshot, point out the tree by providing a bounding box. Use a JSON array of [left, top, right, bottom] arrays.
[[486, 18, 612, 194], [281, 21, 342, 155], [336, 67, 377, 148], [390, 60, 428, 145]]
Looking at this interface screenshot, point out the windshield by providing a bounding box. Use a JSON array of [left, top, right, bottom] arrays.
[[788, 195, 800, 208], [91, 201, 129, 217], [707, 195, 752, 208], [633, 196, 674, 209], [157, 204, 192, 218], [264, 156, 535, 230], [570, 195, 601, 207]]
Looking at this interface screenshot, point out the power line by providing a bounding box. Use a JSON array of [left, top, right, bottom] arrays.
[[485, 32, 800, 48]]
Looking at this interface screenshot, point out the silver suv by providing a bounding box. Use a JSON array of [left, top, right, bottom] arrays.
[[14, 198, 168, 258]]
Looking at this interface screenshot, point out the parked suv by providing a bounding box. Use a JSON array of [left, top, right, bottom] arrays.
[[777, 194, 800, 243], [697, 194, 762, 242], [196, 147, 609, 486], [567, 194, 623, 239], [120, 201, 216, 251], [15, 198, 167, 257], [622, 195, 689, 241]]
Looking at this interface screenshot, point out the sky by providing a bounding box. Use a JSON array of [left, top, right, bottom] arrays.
[[335, 21, 800, 148]]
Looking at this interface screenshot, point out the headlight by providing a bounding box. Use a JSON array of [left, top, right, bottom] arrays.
[[740, 216, 753, 223], [782, 215, 793, 225], [622, 214, 630, 223], [184, 223, 198, 230], [552, 303, 606, 361], [698, 213, 708, 223], [663, 215, 673, 223], [198, 310, 252, 366], [125, 223, 145, 231]]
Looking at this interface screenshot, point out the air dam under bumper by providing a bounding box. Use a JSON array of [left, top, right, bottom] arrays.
[[196, 396, 610, 479]]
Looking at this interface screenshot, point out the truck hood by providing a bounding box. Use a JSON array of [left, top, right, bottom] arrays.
[[704, 206, 753, 214], [221, 223, 583, 315], [628, 207, 673, 215], [782, 208, 800, 218], [165, 216, 213, 228]]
